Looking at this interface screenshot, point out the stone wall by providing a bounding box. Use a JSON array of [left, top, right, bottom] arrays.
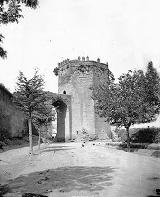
[[0, 84, 25, 137]]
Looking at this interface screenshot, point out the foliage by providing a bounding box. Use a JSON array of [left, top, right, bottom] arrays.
[[0, 128, 11, 142], [91, 65, 115, 116], [0, 0, 38, 58], [131, 127, 159, 143], [154, 130, 160, 143], [32, 100, 54, 152], [91, 65, 160, 150], [145, 61, 160, 111], [53, 67, 59, 76], [119, 143, 147, 150], [0, 34, 7, 58], [13, 69, 45, 117], [13, 68, 52, 154], [116, 70, 157, 125]]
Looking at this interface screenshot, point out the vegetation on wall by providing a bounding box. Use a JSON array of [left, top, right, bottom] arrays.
[[53, 67, 59, 76]]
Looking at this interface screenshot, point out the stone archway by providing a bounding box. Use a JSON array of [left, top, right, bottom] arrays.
[[52, 94, 72, 142]]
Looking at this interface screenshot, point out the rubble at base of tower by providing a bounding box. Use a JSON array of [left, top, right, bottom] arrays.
[[74, 128, 96, 142], [74, 128, 111, 142]]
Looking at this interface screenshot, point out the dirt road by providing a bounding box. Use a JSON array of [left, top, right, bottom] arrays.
[[0, 142, 160, 197]]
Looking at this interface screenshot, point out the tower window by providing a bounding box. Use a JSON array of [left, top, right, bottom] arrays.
[[63, 90, 66, 94]]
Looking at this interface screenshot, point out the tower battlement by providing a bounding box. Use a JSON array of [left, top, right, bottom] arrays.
[[57, 57, 109, 86], [58, 56, 108, 69]]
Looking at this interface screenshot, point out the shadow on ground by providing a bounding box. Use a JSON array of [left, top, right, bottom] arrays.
[[151, 151, 160, 158], [117, 145, 160, 158], [4, 166, 115, 195], [147, 177, 160, 197], [117, 143, 148, 152]]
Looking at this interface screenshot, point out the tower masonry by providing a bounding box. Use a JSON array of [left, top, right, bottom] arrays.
[[56, 57, 111, 140]]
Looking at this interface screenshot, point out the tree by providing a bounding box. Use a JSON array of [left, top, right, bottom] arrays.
[[91, 69, 159, 150], [0, 0, 38, 58], [32, 100, 54, 153], [145, 61, 160, 112], [13, 69, 49, 155]]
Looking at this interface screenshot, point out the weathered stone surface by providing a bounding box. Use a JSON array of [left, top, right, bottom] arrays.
[[57, 57, 111, 141], [0, 85, 25, 137]]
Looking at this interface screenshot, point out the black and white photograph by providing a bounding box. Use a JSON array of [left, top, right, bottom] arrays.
[[0, 0, 160, 196]]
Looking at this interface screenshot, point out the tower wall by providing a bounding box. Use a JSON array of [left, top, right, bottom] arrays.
[[93, 64, 111, 139], [71, 71, 95, 138], [57, 57, 111, 139]]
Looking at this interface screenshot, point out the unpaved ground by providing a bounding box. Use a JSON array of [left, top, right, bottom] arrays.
[[0, 142, 160, 197]]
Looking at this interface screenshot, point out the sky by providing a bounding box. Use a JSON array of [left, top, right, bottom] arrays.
[[1, 0, 160, 93]]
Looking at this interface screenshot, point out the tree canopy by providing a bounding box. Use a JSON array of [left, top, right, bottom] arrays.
[[91, 63, 160, 149], [13, 69, 53, 154], [0, 0, 38, 58], [145, 61, 160, 109]]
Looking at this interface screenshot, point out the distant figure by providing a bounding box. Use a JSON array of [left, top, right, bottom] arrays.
[[82, 144, 85, 148]]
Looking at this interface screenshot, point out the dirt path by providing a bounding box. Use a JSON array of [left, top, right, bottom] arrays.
[[0, 142, 160, 197]]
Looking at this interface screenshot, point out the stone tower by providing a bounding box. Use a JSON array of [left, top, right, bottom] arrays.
[[57, 57, 111, 140]]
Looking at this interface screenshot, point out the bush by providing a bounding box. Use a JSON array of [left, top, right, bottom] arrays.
[[0, 128, 11, 142], [154, 131, 160, 143], [117, 127, 160, 144], [119, 143, 148, 149], [131, 127, 159, 143]]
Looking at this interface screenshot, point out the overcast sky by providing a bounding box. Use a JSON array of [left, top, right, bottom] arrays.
[[1, 0, 160, 93]]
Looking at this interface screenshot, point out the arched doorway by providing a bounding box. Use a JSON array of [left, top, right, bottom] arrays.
[[48, 93, 72, 142], [52, 99, 68, 142]]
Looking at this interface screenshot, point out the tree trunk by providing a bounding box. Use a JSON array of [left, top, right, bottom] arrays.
[[126, 127, 130, 152], [38, 130, 41, 154], [28, 118, 33, 155]]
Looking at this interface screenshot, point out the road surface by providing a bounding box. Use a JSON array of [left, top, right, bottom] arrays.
[[0, 142, 160, 197]]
